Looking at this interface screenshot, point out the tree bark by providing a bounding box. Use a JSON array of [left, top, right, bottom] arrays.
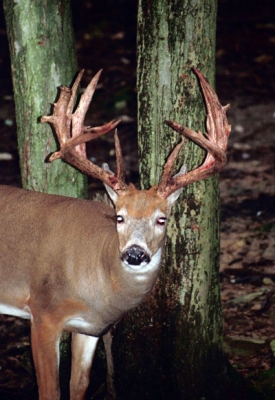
[[112, 1, 236, 399], [3, 0, 86, 196]]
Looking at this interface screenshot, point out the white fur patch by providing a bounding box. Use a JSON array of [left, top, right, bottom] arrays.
[[72, 334, 99, 367], [0, 303, 30, 319], [123, 248, 162, 278], [65, 317, 97, 333]]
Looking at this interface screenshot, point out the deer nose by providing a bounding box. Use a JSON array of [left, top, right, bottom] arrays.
[[122, 245, 150, 266]]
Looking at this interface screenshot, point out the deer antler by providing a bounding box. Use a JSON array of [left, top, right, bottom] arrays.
[[41, 70, 128, 194], [157, 68, 231, 198]]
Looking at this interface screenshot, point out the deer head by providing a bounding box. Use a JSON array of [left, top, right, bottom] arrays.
[[41, 68, 230, 269]]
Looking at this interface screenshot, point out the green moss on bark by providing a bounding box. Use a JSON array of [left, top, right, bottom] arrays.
[[3, 0, 87, 196], [112, 1, 241, 398]]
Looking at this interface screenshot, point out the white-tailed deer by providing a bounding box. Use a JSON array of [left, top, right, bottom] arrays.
[[0, 69, 230, 400]]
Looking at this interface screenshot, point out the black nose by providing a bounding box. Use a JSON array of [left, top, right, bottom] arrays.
[[122, 245, 150, 266]]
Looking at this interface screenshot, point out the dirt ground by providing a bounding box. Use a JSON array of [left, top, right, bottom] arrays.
[[0, 0, 274, 399]]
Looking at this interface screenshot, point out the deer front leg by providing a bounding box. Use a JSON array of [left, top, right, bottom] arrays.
[[31, 316, 62, 400], [70, 333, 99, 400]]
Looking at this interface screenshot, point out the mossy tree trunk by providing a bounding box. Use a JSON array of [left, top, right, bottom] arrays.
[[3, 0, 86, 196], [112, 1, 235, 399]]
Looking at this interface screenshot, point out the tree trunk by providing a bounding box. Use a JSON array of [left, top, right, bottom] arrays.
[[3, 0, 86, 196], [112, 1, 236, 398]]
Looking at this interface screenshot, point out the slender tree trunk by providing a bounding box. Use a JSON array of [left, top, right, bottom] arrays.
[[3, 0, 86, 196], [112, 1, 237, 399]]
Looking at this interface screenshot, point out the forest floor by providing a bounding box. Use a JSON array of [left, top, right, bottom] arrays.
[[0, 0, 274, 399]]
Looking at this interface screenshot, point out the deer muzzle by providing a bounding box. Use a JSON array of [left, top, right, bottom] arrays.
[[121, 245, 150, 266]]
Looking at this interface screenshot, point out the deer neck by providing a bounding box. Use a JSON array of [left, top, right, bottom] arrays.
[[105, 234, 163, 314]]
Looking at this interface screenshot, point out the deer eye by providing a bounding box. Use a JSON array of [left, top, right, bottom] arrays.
[[156, 217, 167, 226], [116, 215, 124, 224]]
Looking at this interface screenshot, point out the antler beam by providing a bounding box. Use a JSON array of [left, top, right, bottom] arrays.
[[157, 68, 231, 198], [41, 70, 128, 193]]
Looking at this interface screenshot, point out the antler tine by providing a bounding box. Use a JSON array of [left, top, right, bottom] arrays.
[[68, 69, 85, 118], [193, 68, 230, 151], [41, 70, 128, 194], [41, 86, 72, 147], [71, 69, 103, 140], [157, 69, 231, 198], [157, 137, 186, 190], [114, 129, 125, 182], [48, 119, 121, 162]]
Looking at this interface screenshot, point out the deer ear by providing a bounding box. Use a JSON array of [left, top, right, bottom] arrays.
[[102, 163, 118, 204], [166, 165, 187, 206]]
